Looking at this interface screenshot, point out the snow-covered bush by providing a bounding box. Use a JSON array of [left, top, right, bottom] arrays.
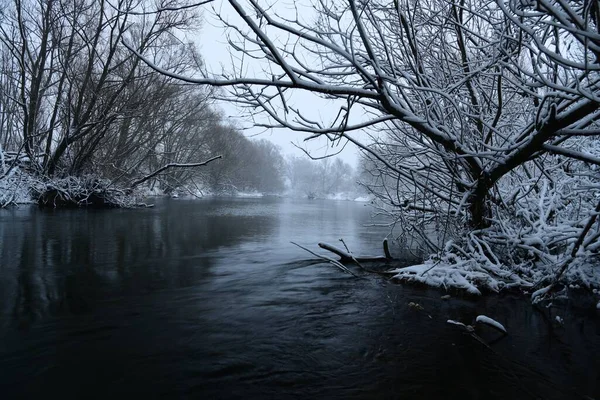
[[34, 176, 136, 208], [0, 167, 36, 207]]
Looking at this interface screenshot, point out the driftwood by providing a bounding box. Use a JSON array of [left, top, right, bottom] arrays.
[[318, 240, 391, 263], [291, 241, 358, 277], [294, 239, 395, 276], [447, 315, 508, 348]]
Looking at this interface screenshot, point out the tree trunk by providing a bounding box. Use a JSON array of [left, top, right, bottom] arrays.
[[469, 174, 492, 229], [47, 137, 70, 176]]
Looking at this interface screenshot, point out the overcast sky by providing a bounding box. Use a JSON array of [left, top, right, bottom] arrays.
[[193, 2, 362, 167]]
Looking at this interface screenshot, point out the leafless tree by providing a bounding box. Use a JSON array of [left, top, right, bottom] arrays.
[[0, 0, 206, 176], [128, 0, 600, 290]]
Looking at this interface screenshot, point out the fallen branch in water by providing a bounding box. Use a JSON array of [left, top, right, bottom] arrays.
[[447, 319, 474, 332], [292, 239, 395, 277], [319, 239, 393, 262], [318, 241, 391, 263], [336, 239, 395, 275], [291, 241, 358, 277], [447, 315, 507, 348]]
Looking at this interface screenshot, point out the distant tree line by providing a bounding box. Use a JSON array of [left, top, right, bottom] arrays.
[[285, 156, 356, 199]]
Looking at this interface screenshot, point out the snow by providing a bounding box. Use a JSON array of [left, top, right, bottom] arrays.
[[235, 191, 264, 198], [447, 319, 474, 332], [325, 192, 351, 201], [531, 285, 552, 303], [390, 254, 513, 295], [353, 195, 372, 202], [0, 167, 36, 206], [318, 242, 353, 260], [388, 247, 600, 301], [476, 315, 507, 334]]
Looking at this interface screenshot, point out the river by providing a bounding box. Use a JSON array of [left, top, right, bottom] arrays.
[[0, 197, 598, 399]]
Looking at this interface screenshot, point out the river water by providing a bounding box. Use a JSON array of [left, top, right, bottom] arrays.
[[0, 197, 598, 399]]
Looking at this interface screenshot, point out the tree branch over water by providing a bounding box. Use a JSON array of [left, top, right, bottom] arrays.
[[130, 155, 222, 189]]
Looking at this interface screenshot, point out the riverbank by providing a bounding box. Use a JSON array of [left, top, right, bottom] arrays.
[[0, 166, 373, 208], [389, 253, 600, 308]]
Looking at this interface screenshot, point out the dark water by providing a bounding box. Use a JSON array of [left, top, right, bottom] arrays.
[[0, 197, 598, 399]]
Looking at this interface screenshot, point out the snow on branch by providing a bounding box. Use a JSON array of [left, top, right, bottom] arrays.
[[318, 241, 390, 263], [108, 0, 215, 15], [475, 315, 507, 334], [291, 241, 358, 277], [542, 144, 600, 166]]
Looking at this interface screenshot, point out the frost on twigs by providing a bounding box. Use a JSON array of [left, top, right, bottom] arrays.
[[391, 248, 599, 298], [386, 184, 600, 299], [0, 168, 150, 209]]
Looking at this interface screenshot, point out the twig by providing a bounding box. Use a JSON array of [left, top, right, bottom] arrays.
[[130, 155, 222, 189], [475, 315, 508, 335]]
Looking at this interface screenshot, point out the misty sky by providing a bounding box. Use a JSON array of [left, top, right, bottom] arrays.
[[195, 3, 362, 167]]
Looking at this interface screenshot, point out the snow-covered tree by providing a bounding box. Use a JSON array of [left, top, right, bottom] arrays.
[[119, 0, 600, 291]]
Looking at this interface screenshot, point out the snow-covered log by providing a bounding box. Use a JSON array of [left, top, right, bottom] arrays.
[[475, 315, 507, 334], [318, 241, 391, 262]]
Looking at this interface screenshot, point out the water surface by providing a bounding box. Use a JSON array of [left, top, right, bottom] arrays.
[[0, 197, 598, 399]]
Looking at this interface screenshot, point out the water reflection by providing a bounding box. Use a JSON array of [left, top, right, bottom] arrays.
[[0, 198, 285, 327]]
